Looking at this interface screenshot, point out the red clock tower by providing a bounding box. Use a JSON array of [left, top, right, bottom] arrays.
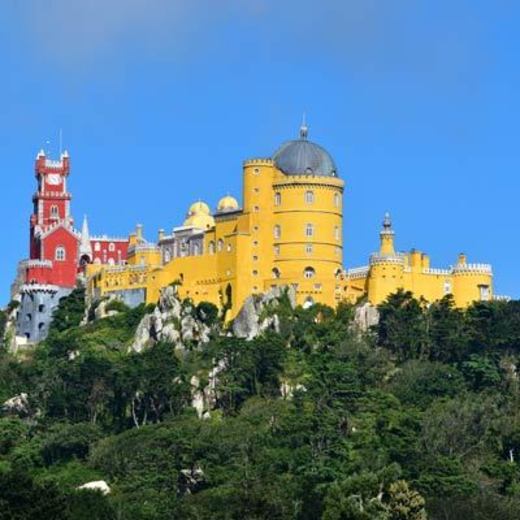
[[26, 150, 79, 288]]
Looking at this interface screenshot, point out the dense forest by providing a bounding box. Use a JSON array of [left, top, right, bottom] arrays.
[[2, 287, 520, 519]]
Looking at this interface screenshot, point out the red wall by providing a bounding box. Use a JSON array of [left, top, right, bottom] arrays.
[[90, 239, 129, 265], [41, 227, 79, 287]]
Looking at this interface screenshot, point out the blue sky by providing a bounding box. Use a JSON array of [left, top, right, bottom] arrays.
[[1, 0, 519, 302]]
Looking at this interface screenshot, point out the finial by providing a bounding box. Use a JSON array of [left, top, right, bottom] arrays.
[[299, 113, 308, 140], [383, 212, 392, 229]]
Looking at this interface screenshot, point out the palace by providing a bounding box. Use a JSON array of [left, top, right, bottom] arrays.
[[13, 123, 495, 341]]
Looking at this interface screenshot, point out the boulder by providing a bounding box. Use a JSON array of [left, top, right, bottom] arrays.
[[129, 286, 212, 353], [94, 296, 121, 321], [130, 314, 153, 353], [2, 393, 30, 417], [77, 480, 111, 495], [233, 285, 296, 340], [354, 302, 379, 331], [179, 466, 204, 494], [158, 285, 182, 318]]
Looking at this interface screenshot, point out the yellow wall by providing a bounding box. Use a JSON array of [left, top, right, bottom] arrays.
[[87, 148, 493, 315]]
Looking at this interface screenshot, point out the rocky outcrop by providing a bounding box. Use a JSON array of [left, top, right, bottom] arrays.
[[2, 393, 31, 418], [190, 359, 226, 419], [93, 296, 122, 321], [280, 381, 307, 400], [179, 467, 205, 494], [77, 480, 111, 495], [232, 285, 296, 340], [354, 302, 379, 331], [130, 286, 211, 353]]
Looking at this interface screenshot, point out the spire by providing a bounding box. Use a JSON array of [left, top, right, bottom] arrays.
[[299, 113, 308, 140], [379, 211, 395, 256], [382, 212, 393, 232], [79, 215, 92, 258]]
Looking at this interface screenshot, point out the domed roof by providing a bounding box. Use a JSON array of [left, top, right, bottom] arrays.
[[188, 201, 210, 216], [217, 195, 239, 213], [183, 213, 215, 229], [273, 122, 338, 177], [184, 200, 215, 229]]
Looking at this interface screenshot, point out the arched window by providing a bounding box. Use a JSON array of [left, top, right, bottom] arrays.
[[55, 246, 66, 261], [50, 205, 59, 218], [335, 268, 342, 278], [273, 225, 281, 239], [305, 223, 314, 237], [274, 245, 280, 256], [334, 226, 340, 240], [274, 192, 281, 206], [226, 243, 232, 252], [208, 241, 216, 254], [334, 193, 341, 208], [94, 242, 101, 252], [304, 266, 315, 279], [193, 243, 201, 255], [164, 250, 171, 263], [217, 239, 224, 252], [305, 190, 315, 204], [305, 243, 313, 255], [272, 267, 281, 279], [108, 242, 115, 252]]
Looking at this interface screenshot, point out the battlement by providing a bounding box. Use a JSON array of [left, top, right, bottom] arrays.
[[33, 191, 71, 201], [128, 243, 159, 254], [369, 253, 405, 266], [347, 266, 369, 279], [19, 283, 61, 294], [35, 150, 70, 176], [452, 263, 492, 275], [243, 158, 274, 167], [91, 235, 129, 243], [423, 267, 451, 276], [21, 259, 53, 269]]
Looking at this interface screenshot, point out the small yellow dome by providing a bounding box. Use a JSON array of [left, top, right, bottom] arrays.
[[183, 213, 215, 229], [188, 201, 210, 216], [217, 195, 239, 213]]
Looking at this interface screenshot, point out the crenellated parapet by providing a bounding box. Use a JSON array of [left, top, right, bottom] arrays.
[[243, 158, 274, 167], [452, 263, 493, 275]]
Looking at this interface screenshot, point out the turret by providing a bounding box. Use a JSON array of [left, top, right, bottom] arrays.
[[379, 212, 395, 256], [452, 252, 493, 307], [79, 215, 93, 261]]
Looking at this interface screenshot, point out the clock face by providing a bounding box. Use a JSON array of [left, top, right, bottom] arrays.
[[47, 174, 61, 186]]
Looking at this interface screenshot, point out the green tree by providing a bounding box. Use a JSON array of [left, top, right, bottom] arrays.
[[377, 291, 428, 361], [386, 480, 427, 520], [426, 295, 469, 363]]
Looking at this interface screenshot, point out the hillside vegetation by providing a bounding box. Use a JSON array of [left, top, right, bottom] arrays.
[[1, 289, 520, 519]]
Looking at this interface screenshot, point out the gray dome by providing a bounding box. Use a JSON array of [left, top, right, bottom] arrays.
[[273, 124, 338, 177]]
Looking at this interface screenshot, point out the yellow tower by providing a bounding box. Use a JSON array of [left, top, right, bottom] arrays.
[[367, 213, 404, 304], [451, 253, 493, 307], [269, 121, 344, 307]]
